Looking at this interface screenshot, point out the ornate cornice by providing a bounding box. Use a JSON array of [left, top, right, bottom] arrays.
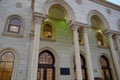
[[70, 21, 90, 31], [34, 12, 46, 23], [90, 0, 120, 11], [103, 29, 120, 36], [70, 21, 89, 28], [73, 21, 89, 28]]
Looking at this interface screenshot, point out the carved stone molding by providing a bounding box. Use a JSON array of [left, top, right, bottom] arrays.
[[103, 29, 120, 35], [70, 21, 89, 31], [103, 29, 120, 38], [34, 12, 46, 23]]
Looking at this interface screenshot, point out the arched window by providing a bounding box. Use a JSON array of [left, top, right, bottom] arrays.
[[37, 50, 55, 80], [0, 51, 15, 80], [3, 15, 24, 37], [8, 18, 21, 33], [74, 55, 87, 80], [43, 24, 52, 38], [96, 33, 104, 46], [100, 55, 112, 80]]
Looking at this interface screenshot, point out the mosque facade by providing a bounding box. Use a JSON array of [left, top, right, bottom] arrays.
[[0, 0, 120, 80]]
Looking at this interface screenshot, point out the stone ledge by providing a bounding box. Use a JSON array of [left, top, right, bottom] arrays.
[[2, 32, 23, 38]]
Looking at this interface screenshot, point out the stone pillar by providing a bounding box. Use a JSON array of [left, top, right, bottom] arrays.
[[29, 13, 44, 80], [115, 35, 120, 55], [107, 33, 120, 80], [71, 25, 82, 80], [83, 28, 94, 80]]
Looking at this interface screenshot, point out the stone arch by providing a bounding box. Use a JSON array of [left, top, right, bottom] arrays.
[[87, 10, 110, 30], [98, 53, 111, 67], [98, 52, 116, 79], [42, 0, 75, 22], [39, 47, 59, 80], [0, 47, 19, 80]]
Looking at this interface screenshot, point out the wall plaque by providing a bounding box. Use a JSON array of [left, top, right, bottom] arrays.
[[60, 68, 70, 75]]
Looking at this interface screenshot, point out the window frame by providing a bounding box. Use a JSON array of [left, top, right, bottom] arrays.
[[96, 32, 108, 48], [2, 15, 24, 38], [7, 18, 21, 33], [100, 55, 112, 80], [40, 23, 56, 42], [96, 33, 104, 47], [37, 50, 55, 80], [0, 49, 18, 80], [43, 24, 52, 39]]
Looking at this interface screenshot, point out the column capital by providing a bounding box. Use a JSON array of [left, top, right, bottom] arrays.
[[71, 24, 80, 31], [103, 29, 120, 38], [106, 32, 113, 38], [34, 12, 45, 23], [70, 21, 89, 31]]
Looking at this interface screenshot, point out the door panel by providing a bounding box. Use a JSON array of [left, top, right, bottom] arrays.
[[37, 68, 54, 80]]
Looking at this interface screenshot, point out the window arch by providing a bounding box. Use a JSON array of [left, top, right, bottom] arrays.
[[0, 51, 15, 80], [100, 55, 112, 80], [8, 18, 21, 33], [3, 15, 24, 37], [73, 55, 87, 80], [90, 15, 108, 48], [37, 50, 55, 80], [43, 24, 52, 38]]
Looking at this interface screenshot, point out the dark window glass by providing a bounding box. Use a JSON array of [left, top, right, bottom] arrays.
[[0, 51, 15, 80]]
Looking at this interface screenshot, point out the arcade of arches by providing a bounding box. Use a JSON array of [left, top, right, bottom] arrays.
[[0, 0, 120, 80]]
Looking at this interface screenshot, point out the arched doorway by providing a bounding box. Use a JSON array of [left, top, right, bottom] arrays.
[[37, 50, 55, 80]]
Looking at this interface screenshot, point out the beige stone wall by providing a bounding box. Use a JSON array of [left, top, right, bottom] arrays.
[[0, 0, 32, 80], [0, 0, 120, 80], [33, 0, 120, 80]]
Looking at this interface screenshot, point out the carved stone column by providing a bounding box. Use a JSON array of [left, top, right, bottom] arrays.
[[115, 35, 120, 55], [107, 33, 120, 80], [83, 28, 94, 80], [71, 25, 82, 80], [28, 13, 44, 80]]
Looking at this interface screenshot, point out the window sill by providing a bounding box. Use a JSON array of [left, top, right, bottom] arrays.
[[40, 38, 56, 42], [97, 45, 108, 49], [2, 32, 23, 38]]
